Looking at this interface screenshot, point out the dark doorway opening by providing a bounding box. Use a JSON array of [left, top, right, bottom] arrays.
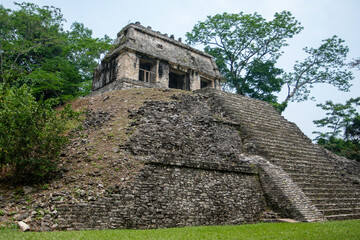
[[201, 78, 211, 88], [169, 72, 185, 90]]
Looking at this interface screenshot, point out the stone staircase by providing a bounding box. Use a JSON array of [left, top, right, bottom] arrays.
[[202, 89, 360, 221]]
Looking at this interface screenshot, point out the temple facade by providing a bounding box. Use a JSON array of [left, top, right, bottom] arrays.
[[92, 22, 222, 92]]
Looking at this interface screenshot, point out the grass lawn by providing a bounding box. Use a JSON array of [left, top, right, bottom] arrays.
[[0, 220, 359, 240]]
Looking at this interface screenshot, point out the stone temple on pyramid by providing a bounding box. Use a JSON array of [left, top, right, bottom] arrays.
[[55, 23, 360, 230]]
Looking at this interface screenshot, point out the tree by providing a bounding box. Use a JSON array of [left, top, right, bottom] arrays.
[[186, 12, 354, 112], [61, 22, 112, 96], [186, 11, 303, 103], [236, 60, 284, 103], [313, 97, 360, 140], [0, 2, 65, 86], [0, 2, 112, 101], [316, 136, 360, 162], [345, 115, 360, 142], [0, 84, 81, 182], [283, 36, 354, 103], [313, 98, 360, 162], [350, 58, 360, 70]]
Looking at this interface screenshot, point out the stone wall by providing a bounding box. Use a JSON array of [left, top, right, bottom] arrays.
[[157, 61, 169, 87], [89, 78, 165, 96], [92, 58, 118, 91], [56, 90, 267, 230], [116, 51, 138, 81], [119, 24, 220, 79], [57, 163, 263, 230]]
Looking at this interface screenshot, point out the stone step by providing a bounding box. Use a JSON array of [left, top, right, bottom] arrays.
[[254, 136, 315, 146], [270, 159, 333, 170], [306, 192, 360, 199], [257, 143, 322, 156], [324, 213, 360, 221], [270, 159, 336, 169], [299, 182, 355, 189], [297, 181, 357, 191], [251, 142, 326, 157], [303, 187, 358, 194], [311, 197, 360, 205], [322, 208, 360, 216], [290, 176, 344, 185], [235, 119, 300, 135], [230, 112, 286, 125], [280, 167, 337, 175], [220, 106, 306, 130], [290, 172, 343, 180], [224, 101, 277, 114], [315, 202, 360, 210], [224, 104, 291, 119], [257, 151, 329, 165]]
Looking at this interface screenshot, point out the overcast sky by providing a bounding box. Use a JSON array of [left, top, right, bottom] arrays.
[[2, 0, 360, 139]]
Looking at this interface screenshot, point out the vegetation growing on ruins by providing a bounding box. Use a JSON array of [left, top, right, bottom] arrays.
[[0, 84, 81, 182], [313, 97, 360, 162]]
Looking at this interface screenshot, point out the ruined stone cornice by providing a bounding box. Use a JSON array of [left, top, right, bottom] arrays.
[[117, 23, 215, 60]]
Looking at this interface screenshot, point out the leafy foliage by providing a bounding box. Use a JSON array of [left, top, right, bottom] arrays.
[[0, 2, 112, 101], [186, 12, 354, 112], [317, 137, 360, 162], [240, 60, 284, 103], [0, 2, 109, 182], [283, 36, 354, 103], [345, 115, 360, 142], [0, 84, 81, 182], [350, 58, 360, 70], [313, 97, 360, 139], [0, 2, 64, 86], [186, 11, 302, 104], [313, 98, 360, 162]]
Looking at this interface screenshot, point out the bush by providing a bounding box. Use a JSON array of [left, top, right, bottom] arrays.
[[317, 136, 360, 162], [0, 84, 80, 182]]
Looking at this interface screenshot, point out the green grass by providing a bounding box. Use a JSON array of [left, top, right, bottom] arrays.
[[1, 220, 359, 240]]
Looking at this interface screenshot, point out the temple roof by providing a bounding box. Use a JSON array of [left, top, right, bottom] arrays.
[[104, 23, 222, 79]]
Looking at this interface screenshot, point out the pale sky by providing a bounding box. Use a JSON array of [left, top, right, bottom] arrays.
[[2, 0, 360, 139]]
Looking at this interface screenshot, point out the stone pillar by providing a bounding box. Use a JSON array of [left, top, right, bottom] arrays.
[[215, 79, 221, 90], [154, 60, 160, 84], [190, 71, 201, 90], [116, 51, 138, 80], [158, 62, 169, 88]]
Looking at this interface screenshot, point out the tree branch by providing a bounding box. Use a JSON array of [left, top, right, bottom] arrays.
[[284, 60, 318, 102]]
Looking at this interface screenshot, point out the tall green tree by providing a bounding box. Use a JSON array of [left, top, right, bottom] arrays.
[[186, 12, 354, 111], [0, 2, 65, 86], [186, 11, 303, 104], [0, 2, 112, 101]]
